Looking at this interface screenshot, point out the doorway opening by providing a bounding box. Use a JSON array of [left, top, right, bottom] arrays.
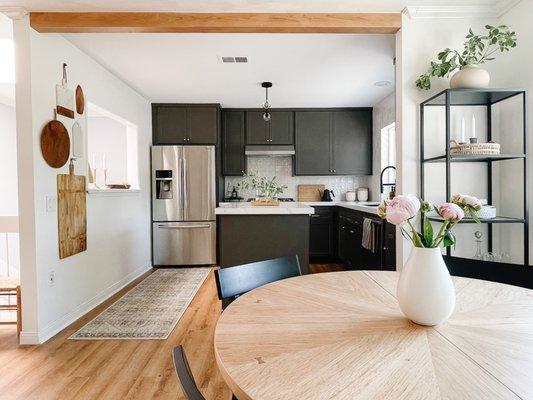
[[0, 12, 21, 337]]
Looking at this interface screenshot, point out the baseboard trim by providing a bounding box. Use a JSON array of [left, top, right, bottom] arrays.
[[19, 264, 152, 345]]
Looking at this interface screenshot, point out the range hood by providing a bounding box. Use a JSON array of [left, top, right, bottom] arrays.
[[245, 145, 295, 157]]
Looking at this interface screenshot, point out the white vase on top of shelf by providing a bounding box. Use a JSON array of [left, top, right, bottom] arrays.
[[377, 193, 482, 326], [450, 65, 490, 89]]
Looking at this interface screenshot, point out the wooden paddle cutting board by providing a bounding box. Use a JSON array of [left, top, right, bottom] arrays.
[[298, 184, 325, 202], [57, 165, 87, 259]]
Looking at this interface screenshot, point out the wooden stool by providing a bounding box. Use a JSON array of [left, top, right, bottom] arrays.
[[0, 277, 21, 337]]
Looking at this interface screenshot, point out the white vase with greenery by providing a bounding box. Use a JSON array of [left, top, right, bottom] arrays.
[[378, 194, 481, 325], [416, 25, 517, 90], [240, 171, 287, 200]]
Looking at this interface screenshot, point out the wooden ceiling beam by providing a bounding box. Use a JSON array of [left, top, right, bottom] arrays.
[[29, 12, 401, 34]]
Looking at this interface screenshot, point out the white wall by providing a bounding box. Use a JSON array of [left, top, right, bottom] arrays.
[[371, 93, 395, 196], [0, 103, 18, 216], [487, 0, 533, 264], [14, 17, 152, 344], [397, 13, 497, 264]]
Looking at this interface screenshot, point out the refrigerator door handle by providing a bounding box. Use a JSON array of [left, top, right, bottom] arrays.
[[156, 224, 211, 229], [182, 157, 188, 215]]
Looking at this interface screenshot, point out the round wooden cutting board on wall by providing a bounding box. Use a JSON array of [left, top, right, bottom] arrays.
[[41, 120, 70, 168], [75, 85, 84, 115]]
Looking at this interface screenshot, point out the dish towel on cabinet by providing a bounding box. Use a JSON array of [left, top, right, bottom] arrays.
[[362, 218, 376, 253]]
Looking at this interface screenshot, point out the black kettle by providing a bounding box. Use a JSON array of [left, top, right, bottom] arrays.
[[322, 189, 335, 202]]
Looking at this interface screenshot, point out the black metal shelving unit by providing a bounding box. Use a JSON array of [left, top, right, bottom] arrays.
[[420, 88, 529, 271]]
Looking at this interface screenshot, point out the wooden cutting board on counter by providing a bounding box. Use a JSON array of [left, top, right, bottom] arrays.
[[57, 163, 87, 259], [298, 184, 325, 202]]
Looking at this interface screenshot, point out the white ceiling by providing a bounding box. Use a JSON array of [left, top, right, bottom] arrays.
[[65, 33, 395, 107], [1, 0, 517, 13]]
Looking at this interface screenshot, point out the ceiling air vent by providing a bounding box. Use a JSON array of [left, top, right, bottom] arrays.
[[219, 56, 248, 64]]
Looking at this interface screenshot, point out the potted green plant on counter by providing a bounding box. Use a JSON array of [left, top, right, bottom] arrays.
[[416, 25, 517, 90], [240, 171, 287, 206]]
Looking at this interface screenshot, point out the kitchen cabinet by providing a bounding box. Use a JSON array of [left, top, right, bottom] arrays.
[[152, 104, 219, 145], [246, 111, 294, 145], [337, 208, 392, 270], [295, 109, 372, 176], [222, 111, 246, 176], [309, 207, 337, 261], [332, 110, 372, 175], [295, 111, 331, 175]]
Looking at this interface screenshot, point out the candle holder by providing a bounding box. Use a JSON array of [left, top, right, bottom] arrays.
[[94, 168, 108, 189]]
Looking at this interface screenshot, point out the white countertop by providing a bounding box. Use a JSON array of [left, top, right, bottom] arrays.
[[216, 201, 381, 215], [302, 201, 380, 215], [216, 202, 315, 215]]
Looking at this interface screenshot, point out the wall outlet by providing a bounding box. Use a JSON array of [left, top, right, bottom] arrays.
[[48, 270, 55, 286], [46, 195, 57, 213]]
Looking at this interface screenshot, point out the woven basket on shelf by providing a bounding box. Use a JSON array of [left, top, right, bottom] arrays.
[[450, 140, 500, 155]]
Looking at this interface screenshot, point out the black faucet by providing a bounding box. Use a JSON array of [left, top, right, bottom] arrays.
[[380, 166, 396, 194]]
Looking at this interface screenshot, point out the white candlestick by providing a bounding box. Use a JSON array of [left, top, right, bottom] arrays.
[[472, 115, 476, 138], [92, 153, 96, 168], [461, 118, 465, 143], [102, 154, 106, 169]]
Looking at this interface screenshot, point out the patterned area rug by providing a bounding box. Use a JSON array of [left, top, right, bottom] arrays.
[[70, 268, 210, 340]]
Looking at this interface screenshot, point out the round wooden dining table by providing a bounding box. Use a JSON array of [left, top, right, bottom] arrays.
[[214, 271, 533, 400]]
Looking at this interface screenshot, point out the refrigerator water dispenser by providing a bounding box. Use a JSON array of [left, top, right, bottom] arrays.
[[155, 170, 173, 199]]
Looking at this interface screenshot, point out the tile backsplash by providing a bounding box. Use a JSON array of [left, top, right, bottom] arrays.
[[224, 156, 374, 201]]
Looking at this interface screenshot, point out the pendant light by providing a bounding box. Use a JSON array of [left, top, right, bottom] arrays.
[[261, 81, 272, 122]]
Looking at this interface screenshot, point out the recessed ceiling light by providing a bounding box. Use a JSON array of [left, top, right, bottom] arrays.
[[374, 80, 392, 87]]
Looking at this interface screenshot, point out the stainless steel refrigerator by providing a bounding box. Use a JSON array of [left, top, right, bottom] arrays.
[[151, 145, 216, 265]]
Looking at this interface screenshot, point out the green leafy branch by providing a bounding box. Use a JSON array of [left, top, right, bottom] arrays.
[[240, 171, 287, 199], [416, 25, 517, 90]]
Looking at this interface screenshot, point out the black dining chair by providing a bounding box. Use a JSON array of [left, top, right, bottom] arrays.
[[172, 346, 205, 400], [172, 346, 238, 400], [214, 255, 301, 309]]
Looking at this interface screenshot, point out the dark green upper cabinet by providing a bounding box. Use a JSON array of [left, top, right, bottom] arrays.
[[269, 111, 294, 144], [222, 111, 246, 176], [246, 111, 294, 145], [152, 104, 219, 145], [152, 106, 187, 144], [295, 111, 332, 175], [295, 109, 372, 176], [332, 110, 372, 175], [245, 112, 269, 144], [187, 106, 218, 144]]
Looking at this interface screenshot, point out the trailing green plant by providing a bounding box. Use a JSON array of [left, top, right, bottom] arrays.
[[416, 25, 517, 90], [240, 171, 287, 199]]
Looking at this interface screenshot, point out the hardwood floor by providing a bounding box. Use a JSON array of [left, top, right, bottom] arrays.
[[0, 264, 343, 400]]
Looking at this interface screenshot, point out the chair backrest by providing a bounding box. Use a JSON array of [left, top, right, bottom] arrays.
[[214, 255, 301, 301], [172, 346, 206, 400]]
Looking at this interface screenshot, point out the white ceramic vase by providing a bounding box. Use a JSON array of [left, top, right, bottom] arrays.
[[397, 247, 455, 326], [450, 65, 490, 89]]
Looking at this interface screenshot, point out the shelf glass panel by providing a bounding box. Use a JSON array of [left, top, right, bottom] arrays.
[[427, 216, 525, 224], [421, 88, 525, 106], [423, 154, 526, 163]]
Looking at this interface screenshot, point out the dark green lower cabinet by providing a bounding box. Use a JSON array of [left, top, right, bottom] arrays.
[[218, 215, 310, 274], [337, 208, 395, 270], [309, 207, 338, 261]]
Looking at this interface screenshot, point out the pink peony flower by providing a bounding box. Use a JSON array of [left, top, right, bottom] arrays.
[[385, 195, 420, 225], [439, 202, 465, 221], [452, 193, 482, 211]]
